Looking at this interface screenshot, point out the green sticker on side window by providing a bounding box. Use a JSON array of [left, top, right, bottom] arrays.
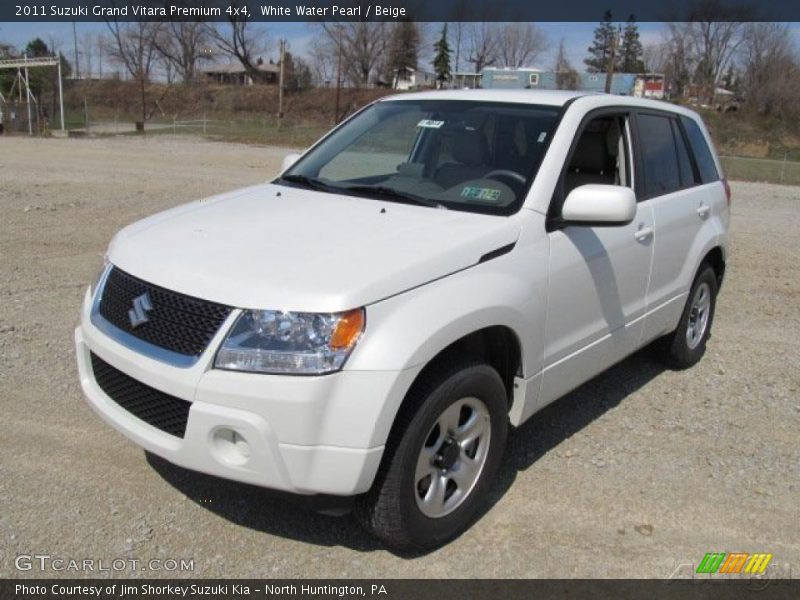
[[460, 186, 502, 202]]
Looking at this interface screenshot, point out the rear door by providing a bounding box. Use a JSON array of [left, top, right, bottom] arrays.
[[636, 111, 723, 342]]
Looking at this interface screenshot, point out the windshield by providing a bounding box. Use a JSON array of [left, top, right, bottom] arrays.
[[279, 100, 561, 215]]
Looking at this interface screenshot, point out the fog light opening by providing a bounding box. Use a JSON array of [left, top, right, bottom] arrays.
[[211, 427, 251, 466]]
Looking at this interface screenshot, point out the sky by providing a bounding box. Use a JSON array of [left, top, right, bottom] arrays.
[[0, 21, 797, 76]]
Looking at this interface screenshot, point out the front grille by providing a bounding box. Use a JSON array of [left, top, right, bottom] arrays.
[[91, 352, 191, 438], [98, 267, 232, 357]]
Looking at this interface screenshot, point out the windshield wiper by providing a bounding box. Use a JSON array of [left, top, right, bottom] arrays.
[[343, 185, 446, 209], [278, 174, 340, 194]]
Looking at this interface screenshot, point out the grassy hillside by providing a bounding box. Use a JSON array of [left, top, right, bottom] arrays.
[[58, 80, 800, 182]]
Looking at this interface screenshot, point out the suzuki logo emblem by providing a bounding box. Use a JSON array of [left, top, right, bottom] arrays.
[[128, 292, 153, 328]]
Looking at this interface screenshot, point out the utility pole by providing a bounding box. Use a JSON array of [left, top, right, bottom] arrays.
[[334, 27, 342, 124], [277, 39, 285, 119], [23, 54, 32, 136], [72, 22, 80, 79], [605, 25, 620, 94], [57, 56, 65, 132]]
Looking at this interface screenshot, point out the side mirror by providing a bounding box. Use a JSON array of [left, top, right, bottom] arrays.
[[561, 184, 636, 226], [281, 153, 302, 172]]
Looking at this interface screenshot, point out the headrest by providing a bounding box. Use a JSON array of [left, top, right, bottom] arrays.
[[570, 132, 608, 173], [452, 130, 487, 166], [605, 120, 622, 157]]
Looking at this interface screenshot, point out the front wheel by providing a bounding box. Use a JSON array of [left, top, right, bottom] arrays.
[[356, 362, 508, 551], [655, 264, 718, 369]]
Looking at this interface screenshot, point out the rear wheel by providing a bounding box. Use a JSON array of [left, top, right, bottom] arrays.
[[357, 362, 508, 550], [655, 264, 718, 369]]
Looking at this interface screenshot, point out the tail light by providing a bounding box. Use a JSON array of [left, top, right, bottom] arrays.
[[722, 178, 731, 206]]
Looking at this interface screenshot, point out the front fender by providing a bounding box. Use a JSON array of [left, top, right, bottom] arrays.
[[346, 214, 549, 376]]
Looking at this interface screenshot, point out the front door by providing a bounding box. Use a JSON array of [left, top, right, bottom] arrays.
[[541, 112, 654, 403]]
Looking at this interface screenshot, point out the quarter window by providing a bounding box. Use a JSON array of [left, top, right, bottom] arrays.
[[681, 116, 720, 184]]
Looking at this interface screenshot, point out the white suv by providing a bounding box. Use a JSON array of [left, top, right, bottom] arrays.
[[75, 90, 729, 549]]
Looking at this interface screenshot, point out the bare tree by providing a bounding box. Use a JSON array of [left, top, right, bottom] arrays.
[[308, 34, 336, 86], [642, 42, 666, 73], [496, 23, 548, 68], [153, 22, 212, 83], [308, 36, 337, 85], [320, 23, 388, 87], [661, 24, 696, 98], [104, 20, 161, 123], [466, 23, 498, 73], [739, 23, 800, 116], [450, 22, 465, 73], [673, 0, 749, 103], [80, 32, 95, 78], [206, 18, 270, 82]]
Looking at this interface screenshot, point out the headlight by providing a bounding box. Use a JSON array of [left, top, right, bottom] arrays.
[[214, 308, 365, 374]]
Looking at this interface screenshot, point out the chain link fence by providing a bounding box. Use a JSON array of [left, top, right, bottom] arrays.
[[720, 155, 800, 186]]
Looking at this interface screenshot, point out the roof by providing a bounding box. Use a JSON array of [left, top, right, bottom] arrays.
[[381, 89, 592, 106], [202, 62, 279, 75], [483, 66, 544, 72], [379, 88, 701, 118]]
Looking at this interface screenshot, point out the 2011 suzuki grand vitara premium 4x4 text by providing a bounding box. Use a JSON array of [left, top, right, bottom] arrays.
[[76, 90, 729, 550]]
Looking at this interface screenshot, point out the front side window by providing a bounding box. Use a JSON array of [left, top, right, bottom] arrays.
[[280, 100, 561, 215], [563, 114, 631, 195]]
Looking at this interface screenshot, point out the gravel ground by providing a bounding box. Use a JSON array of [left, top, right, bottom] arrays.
[[0, 135, 798, 579]]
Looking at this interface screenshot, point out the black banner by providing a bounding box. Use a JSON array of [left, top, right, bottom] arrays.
[[4, 579, 800, 600], [3, 0, 800, 22]]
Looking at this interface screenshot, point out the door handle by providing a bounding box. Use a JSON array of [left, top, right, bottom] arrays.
[[634, 226, 654, 242], [697, 204, 710, 218]]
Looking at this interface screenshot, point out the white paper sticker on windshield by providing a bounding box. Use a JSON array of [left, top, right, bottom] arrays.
[[537, 131, 547, 143], [417, 119, 445, 129]]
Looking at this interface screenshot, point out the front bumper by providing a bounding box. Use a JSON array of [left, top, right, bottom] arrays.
[[75, 287, 419, 496]]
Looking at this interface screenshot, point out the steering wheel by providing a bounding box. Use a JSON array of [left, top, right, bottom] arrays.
[[484, 169, 527, 186]]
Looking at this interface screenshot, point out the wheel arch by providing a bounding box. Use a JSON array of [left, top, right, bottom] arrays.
[[701, 246, 726, 289], [379, 325, 523, 457]]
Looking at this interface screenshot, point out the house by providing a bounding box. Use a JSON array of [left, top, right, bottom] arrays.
[[481, 67, 645, 96], [481, 67, 545, 90], [393, 67, 436, 90], [202, 60, 279, 85], [451, 72, 483, 89], [633, 74, 666, 99]]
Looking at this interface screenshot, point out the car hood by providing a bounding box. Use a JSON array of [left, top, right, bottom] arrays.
[[108, 183, 520, 312]]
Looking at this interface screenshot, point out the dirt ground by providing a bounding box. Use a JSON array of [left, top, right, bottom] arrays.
[[0, 136, 798, 579]]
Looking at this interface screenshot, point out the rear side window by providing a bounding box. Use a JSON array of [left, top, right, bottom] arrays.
[[637, 113, 681, 197], [671, 119, 696, 187], [681, 116, 720, 184]]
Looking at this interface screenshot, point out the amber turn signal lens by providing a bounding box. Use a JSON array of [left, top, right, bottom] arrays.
[[330, 308, 365, 349]]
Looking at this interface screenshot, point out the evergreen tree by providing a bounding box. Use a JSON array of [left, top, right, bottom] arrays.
[[21, 39, 70, 97], [386, 21, 420, 87], [0, 42, 17, 95], [585, 10, 616, 73], [433, 24, 451, 87], [17, 39, 71, 122], [554, 38, 579, 90], [619, 15, 645, 73], [25, 38, 49, 57]]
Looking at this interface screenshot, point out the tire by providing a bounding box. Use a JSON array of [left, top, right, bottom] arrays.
[[356, 361, 508, 551], [655, 264, 718, 369]]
